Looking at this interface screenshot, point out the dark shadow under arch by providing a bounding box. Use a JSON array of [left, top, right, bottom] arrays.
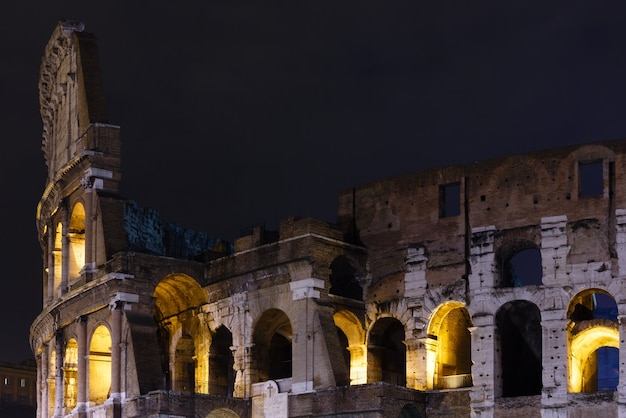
[[496, 300, 542, 397]]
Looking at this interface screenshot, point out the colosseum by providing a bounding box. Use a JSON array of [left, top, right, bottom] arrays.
[[30, 20, 626, 418]]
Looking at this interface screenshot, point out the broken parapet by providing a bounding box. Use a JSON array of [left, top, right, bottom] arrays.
[[123, 200, 231, 260]]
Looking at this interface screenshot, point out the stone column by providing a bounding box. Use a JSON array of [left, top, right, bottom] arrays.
[[39, 348, 48, 418], [80, 174, 96, 281], [109, 300, 123, 402], [404, 246, 429, 390], [540, 309, 568, 415], [231, 293, 250, 398], [617, 313, 626, 418], [615, 210, 626, 277], [61, 206, 70, 295], [406, 337, 429, 390], [468, 226, 497, 291], [469, 317, 496, 418], [289, 278, 325, 393], [47, 224, 55, 304], [76, 316, 88, 413], [467, 225, 497, 418], [541, 215, 570, 287], [53, 332, 64, 418]]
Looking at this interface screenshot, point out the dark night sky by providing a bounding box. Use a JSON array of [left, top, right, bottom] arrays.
[[3, 1, 626, 363]]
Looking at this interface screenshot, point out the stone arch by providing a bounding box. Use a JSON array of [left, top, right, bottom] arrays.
[[153, 273, 209, 393], [329, 255, 363, 300], [206, 408, 240, 418], [153, 274, 208, 323], [567, 288, 619, 393], [252, 309, 292, 383], [89, 324, 112, 404], [426, 301, 473, 389], [334, 310, 366, 384], [63, 338, 78, 412], [209, 325, 235, 396], [495, 300, 542, 397], [68, 201, 86, 280], [496, 238, 542, 287], [367, 316, 406, 386]]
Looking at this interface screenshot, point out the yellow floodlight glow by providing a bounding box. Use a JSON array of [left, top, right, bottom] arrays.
[[569, 325, 618, 393], [426, 301, 472, 390], [334, 310, 367, 385]]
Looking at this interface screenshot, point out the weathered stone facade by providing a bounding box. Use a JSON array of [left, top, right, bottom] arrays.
[[30, 20, 626, 418]]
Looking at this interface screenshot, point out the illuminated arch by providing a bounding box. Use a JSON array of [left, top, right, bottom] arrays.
[[567, 288, 619, 393], [252, 309, 292, 383], [153, 274, 208, 322], [153, 274, 209, 393], [63, 339, 78, 411], [68, 202, 85, 280], [569, 325, 619, 392], [426, 302, 472, 389], [53, 222, 63, 297], [89, 325, 112, 404], [334, 310, 367, 384]]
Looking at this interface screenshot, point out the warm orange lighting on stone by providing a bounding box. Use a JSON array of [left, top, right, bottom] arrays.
[[333, 310, 367, 385], [89, 325, 111, 404], [426, 301, 473, 390]]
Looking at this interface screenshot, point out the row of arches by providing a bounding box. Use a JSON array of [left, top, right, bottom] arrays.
[[47, 287, 620, 417], [151, 269, 621, 398], [49, 325, 111, 416], [47, 201, 86, 301]]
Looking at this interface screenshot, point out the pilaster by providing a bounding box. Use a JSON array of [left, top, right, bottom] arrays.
[[469, 316, 496, 418], [289, 278, 325, 393], [541, 215, 570, 287]]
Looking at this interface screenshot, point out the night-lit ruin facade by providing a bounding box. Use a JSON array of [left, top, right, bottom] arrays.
[[30, 21, 626, 418]]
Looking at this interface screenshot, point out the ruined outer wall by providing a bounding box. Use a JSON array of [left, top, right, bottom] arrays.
[[336, 139, 626, 297]]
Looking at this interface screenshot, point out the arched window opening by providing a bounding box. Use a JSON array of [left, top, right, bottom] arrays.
[[568, 289, 619, 393], [496, 301, 542, 397], [427, 303, 472, 389], [252, 309, 292, 383], [89, 325, 111, 404], [173, 333, 196, 393], [368, 317, 405, 386], [68, 203, 85, 280], [53, 222, 63, 297], [209, 326, 235, 396], [596, 347, 619, 392], [498, 241, 542, 287], [153, 274, 208, 393], [63, 339, 78, 411], [329, 256, 363, 300], [269, 333, 292, 380]]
